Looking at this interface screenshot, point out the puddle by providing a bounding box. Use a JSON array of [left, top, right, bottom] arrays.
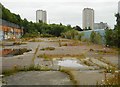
[[58, 59, 85, 68]]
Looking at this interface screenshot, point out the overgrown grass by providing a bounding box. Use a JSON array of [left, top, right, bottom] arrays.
[[104, 66, 116, 74], [95, 49, 118, 55], [29, 39, 43, 42], [60, 69, 78, 86], [60, 69, 78, 85], [97, 57, 117, 69], [40, 47, 55, 51], [101, 71, 120, 85], [58, 39, 62, 47], [62, 43, 68, 46], [2, 65, 52, 77], [31, 44, 40, 64], [61, 40, 83, 46], [38, 53, 86, 59], [37, 53, 51, 61], [40, 34, 54, 37], [82, 60, 92, 66], [13, 41, 27, 45]]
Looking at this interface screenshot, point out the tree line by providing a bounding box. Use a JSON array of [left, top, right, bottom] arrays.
[[1, 3, 83, 37], [89, 13, 120, 48], [1, 3, 119, 48]]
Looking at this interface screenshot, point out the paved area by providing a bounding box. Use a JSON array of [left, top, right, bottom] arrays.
[[71, 71, 106, 85], [1, 37, 119, 85], [3, 71, 73, 85], [2, 53, 34, 71]]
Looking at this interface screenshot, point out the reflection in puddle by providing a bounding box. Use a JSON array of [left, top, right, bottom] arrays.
[[58, 59, 84, 68]]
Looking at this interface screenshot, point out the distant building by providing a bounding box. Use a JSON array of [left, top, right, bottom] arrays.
[[82, 8, 94, 30], [94, 22, 108, 29], [118, 1, 120, 14], [36, 10, 47, 23]]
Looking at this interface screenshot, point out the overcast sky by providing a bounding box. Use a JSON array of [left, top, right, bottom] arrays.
[[0, 0, 119, 28]]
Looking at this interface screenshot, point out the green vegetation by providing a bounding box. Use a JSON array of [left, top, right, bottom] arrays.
[[105, 13, 120, 48], [1, 3, 74, 37], [61, 30, 78, 39], [105, 66, 116, 74], [60, 69, 78, 86], [13, 42, 27, 45], [77, 33, 84, 41], [29, 39, 42, 42], [40, 47, 55, 51], [58, 39, 62, 47], [13, 48, 31, 56], [101, 71, 120, 85], [61, 30, 84, 41], [31, 44, 40, 65], [37, 53, 51, 61], [1, 3, 120, 48], [3, 48, 32, 57], [2, 65, 51, 77], [97, 57, 117, 68], [90, 31, 102, 44]]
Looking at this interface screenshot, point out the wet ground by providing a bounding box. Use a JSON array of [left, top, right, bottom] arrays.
[[1, 37, 119, 85]]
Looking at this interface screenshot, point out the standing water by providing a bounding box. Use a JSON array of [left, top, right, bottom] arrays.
[[58, 58, 84, 68]]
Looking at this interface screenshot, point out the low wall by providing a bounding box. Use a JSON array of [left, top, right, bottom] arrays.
[[79, 29, 105, 44], [0, 19, 23, 40]]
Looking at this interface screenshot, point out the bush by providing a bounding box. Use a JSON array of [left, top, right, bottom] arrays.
[[90, 31, 102, 44], [40, 34, 54, 37], [105, 28, 119, 48], [104, 14, 120, 48], [77, 32, 84, 41], [22, 33, 40, 38], [61, 30, 78, 39]]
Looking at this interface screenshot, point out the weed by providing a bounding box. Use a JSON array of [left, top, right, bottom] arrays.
[[83, 61, 91, 66], [101, 71, 120, 85], [29, 39, 42, 42], [40, 47, 55, 51], [105, 66, 116, 73], [62, 43, 68, 46], [60, 69, 78, 86], [58, 39, 62, 47], [89, 48, 94, 51], [37, 53, 51, 61], [2, 64, 52, 77], [32, 44, 40, 64]]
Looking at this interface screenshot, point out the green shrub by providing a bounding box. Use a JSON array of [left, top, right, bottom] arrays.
[[77, 33, 84, 41], [90, 31, 102, 44], [40, 34, 54, 37], [61, 30, 78, 39]]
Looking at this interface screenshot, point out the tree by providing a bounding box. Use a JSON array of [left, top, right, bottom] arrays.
[[1, 4, 74, 37], [21, 18, 29, 34], [61, 30, 78, 39], [105, 13, 120, 48]]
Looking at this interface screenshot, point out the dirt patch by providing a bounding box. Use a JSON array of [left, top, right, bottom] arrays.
[[2, 48, 32, 57]]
